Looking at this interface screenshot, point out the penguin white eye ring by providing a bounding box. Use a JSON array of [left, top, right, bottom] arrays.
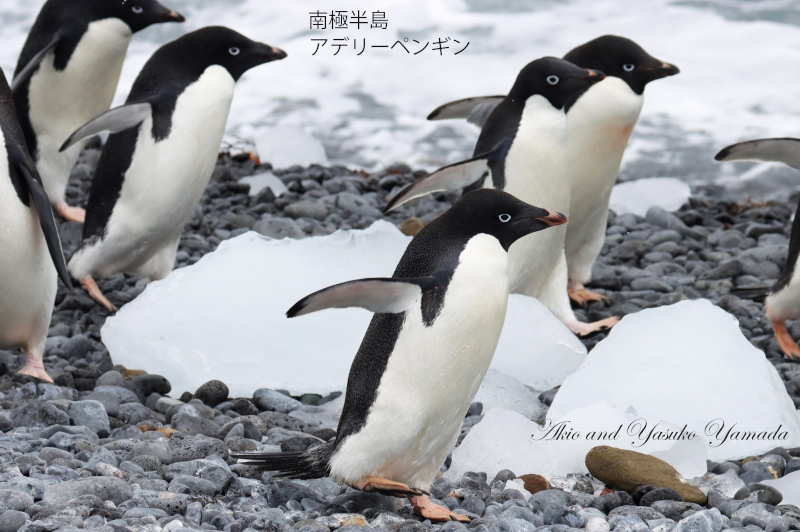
[[229, 47, 241, 56], [499, 214, 511, 223], [623, 64, 635, 72], [546, 75, 559, 85], [132, 5, 143, 13]]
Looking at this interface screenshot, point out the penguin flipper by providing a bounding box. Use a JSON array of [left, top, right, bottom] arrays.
[[14, 157, 72, 289], [427, 95, 504, 121], [11, 34, 60, 93], [60, 103, 153, 152], [287, 277, 436, 317], [384, 140, 511, 213], [715, 138, 800, 170], [731, 286, 771, 302]]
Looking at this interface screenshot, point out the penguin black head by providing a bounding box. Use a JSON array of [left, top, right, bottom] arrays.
[[508, 57, 605, 113], [162, 26, 288, 81], [62, 0, 185, 32], [432, 189, 567, 251], [564, 35, 679, 95]]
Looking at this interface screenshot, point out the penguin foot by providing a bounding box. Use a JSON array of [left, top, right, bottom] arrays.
[[568, 316, 620, 338], [80, 277, 118, 313], [54, 202, 86, 223], [409, 495, 471, 523], [773, 320, 800, 359], [353, 476, 426, 498], [17, 352, 53, 383], [568, 282, 609, 307]]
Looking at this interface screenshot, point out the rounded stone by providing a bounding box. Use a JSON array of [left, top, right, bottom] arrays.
[[193, 380, 229, 407], [0, 510, 27, 532]]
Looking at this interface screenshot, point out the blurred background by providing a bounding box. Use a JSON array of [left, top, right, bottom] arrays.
[[1, 0, 799, 199]]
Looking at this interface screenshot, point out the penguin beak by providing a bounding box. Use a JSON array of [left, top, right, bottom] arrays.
[[535, 210, 568, 227], [644, 61, 680, 79], [166, 10, 186, 22], [579, 69, 606, 83], [256, 43, 288, 62]]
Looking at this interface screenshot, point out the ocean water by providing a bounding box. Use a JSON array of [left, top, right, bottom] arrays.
[[3, 0, 800, 199]]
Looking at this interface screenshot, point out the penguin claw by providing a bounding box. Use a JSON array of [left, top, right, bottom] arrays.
[[772, 320, 800, 360], [410, 495, 471, 523], [80, 277, 119, 313], [352, 476, 424, 497], [54, 202, 85, 224], [569, 316, 620, 338], [568, 285, 610, 307]]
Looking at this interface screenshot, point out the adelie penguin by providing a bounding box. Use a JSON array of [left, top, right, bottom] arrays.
[[12, 0, 185, 223], [233, 189, 567, 522], [716, 138, 800, 359], [425, 35, 679, 308], [386, 57, 612, 336], [0, 67, 73, 382], [63, 26, 287, 312]]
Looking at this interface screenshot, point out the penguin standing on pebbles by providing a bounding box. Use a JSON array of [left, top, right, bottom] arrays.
[[64, 27, 287, 312], [12, 0, 185, 222], [386, 57, 613, 336], [427, 36, 679, 307], [0, 67, 72, 382], [716, 138, 800, 358], [233, 189, 567, 522]]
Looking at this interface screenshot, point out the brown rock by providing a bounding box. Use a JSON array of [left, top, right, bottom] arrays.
[[121, 369, 146, 380], [157, 428, 179, 439], [518, 474, 550, 495], [399, 217, 426, 237], [585, 446, 706, 505]]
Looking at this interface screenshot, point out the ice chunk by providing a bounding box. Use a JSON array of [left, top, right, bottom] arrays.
[[446, 403, 707, 482], [609, 178, 691, 217], [548, 300, 800, 461], [493, 296, 587, 392], [689, 470, 745, 498], [505, 479, 532, 499], [761, 471, 800, 506], [239, 172, 288, 197], [474, 369, 547, 422], [256, 125, 328, 169], [103, 222, 586, 398]]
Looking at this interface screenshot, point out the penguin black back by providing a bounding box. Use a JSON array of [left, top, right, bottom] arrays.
[[564, 35, 679, 95]]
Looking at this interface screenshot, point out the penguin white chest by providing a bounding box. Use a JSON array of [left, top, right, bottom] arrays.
[[501, 95, 571, 210], [100, 66, 235, 268], [27, 18, 132, 199], [567, 78, 644, 204], [0, 131, 56, 348], [330, 234, 510, 488]]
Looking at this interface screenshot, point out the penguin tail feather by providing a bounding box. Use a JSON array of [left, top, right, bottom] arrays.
[[231, 443, 334, 480], [730, 286, 771, 302]]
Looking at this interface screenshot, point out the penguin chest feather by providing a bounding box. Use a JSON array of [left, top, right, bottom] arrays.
[[0, 130, 56, 347], [498, 96, 570, 296], [75, 66, 235, 278], [330, 234, 510, 489], [28, 19, 132, 193], [567, 78, 644, 220]]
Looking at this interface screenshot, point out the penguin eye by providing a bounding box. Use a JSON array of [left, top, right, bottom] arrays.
[[499, 214, 511, 223], [131, 5, 143, 13], [623, 64, 635, 72], [546, 75, 559, 85], [229, 47, 241, 56]]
